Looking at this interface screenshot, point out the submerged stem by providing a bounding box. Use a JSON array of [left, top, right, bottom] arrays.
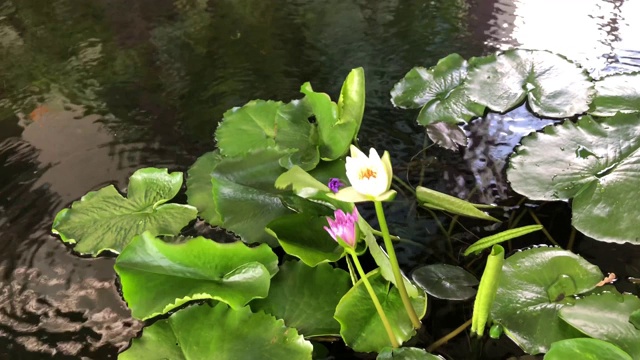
[[427, 318, 472, 352], [374, 201, 422, 329], [528, 210, 560, 247], [348, 251, 399, 348]]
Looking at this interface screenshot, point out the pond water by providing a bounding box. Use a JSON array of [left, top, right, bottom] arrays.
[[1, 0, 639, 358]]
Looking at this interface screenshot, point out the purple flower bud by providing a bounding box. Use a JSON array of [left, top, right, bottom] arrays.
[[323, 208, 358, 248], [328, 178, 344, 193]]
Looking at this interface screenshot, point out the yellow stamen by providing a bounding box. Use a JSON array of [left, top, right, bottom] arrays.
[[359, 168, 377, 180]]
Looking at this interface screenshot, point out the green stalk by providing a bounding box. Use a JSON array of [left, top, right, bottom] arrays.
[[348, 250, 399, 348], [374, 201, 422, 329]]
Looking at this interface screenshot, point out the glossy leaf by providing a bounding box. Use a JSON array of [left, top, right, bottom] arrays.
[[215, 99, 319, 170], [377, 347, 445, 360], [416, 186, 498, 222], [391, 53, 485, 125], [589, 72, 640, 116], [266, 214, 344, 267], [334, 269, 427, 353], [545, 338, 632, 360], [507, 113, 640, 244], [52, 168, 197, 256], [560, 291, 640, 358], [412, 263, 478, 300], [186, 151, 221, 225], [251, 261, 351, 337], [466, 49, 594, 117], [119, 303, 312, 360], [630, 309, 640, 330], [491, 247, 603, 354], [115, 232, 278, 320], [463, 225, 543, 256], [472, 245, 504, 336]]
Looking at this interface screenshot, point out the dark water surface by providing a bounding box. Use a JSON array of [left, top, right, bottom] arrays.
[[1, 0, 639, 358]]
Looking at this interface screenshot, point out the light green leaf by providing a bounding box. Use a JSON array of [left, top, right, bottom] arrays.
[[416, 186, 498, 221], [463, 225, 543, 256], [466, 49, 594, 117], [545, 338, 632, 360], [412, 264, 478, 301], [507, 113, 640, 244], [589, 72, 640, 116], [52, 168, 197, 256], [115, 232, 278, 320], [251, 261, 351, 337], [334, 269, 427, 352], [391, 53, 485, 125], [491, 247, 603, 354], [118, 303, 313, 360]]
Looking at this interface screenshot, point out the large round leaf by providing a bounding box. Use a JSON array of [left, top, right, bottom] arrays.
[[491, 247, 603, 354], [507, 113, 640, 244], [545, 338, 632, 360], [119, 303, 313, 360], [266, 214, 345, 267], [559, 291, 640, 358], [589, 72, 640, 116], [391, 53, 484, 125], [115, 232, 278, 320], [412, 264, 478, 301], [251, 261, 351, 337], [186, 151, 222, 225], [52, 168, 197, 256], [334, 269, 427, 353], [466, 49, 594, 117]]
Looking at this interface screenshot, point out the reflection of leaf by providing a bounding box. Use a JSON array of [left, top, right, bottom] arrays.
[[412, 264, 478, 300], [560, 291, 640, 359], [466, 50, 594, 117], [491, 247, 603, 354], [507, 113, 640, 244], [119, 303, 313, 360], [334, 269, 427, 353], [115, 232, 278, 320], [391, 53, 484, 125], [52, 168, 197, 256], [251, 261, 351, 337], [545, 338, 632, 360], [589, 72, 640, 116]]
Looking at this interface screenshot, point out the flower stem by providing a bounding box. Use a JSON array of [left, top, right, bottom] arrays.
[[374, 201, 422, 329], [348, 251, 399, 348]]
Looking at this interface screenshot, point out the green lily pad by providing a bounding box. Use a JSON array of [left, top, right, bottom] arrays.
[[334, 269, 427, 353], [215, 99, 319, 170], [412, 264, 478, 300], [115, 232, 278, 320], [589, 72, 640, 116], [491, 247, 603, 354], [118, 303, 313, 360], [391, 53, 485, 125], [52, 168, 197, 256], [266, 214, 345, 267], [425, 122, 468, 150], [559, 291, 640, 358], [186, 151, 222, 225], [507, 113, 640, 244], [377, 347, 445, 360], [466, 49, 594, 117], [545, 338, 632, 360], [251, 261, 351, 337]]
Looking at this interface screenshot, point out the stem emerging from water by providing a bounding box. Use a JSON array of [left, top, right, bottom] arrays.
[[374, 201, 422, 329], [348, 250, 399, 348]]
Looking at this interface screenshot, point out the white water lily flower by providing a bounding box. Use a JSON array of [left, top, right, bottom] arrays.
[[329, 145, 397, 203]]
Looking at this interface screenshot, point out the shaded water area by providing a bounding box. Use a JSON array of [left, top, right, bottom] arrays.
[[1, 0, 639, 358]]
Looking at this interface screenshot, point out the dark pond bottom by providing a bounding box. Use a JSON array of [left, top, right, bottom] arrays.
[[1, 0, 639, 358]]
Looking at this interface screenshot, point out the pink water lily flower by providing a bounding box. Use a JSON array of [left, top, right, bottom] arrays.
[[324, 208, 358, 248]]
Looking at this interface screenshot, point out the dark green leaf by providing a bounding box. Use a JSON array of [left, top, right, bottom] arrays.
[[412, 264, 478, 301], [589, 72, 640, 116], [630, 309, 640, 330]]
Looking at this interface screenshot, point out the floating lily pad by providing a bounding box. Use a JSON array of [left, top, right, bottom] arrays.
[[545, 338, 632, 360], [251, 261, 351, 337], [426, 122, 468, 150], [491, 247, 603, 354], [377, 347, 445, 360], [466, 49, 594, 117], [334, 269, 427, 353], [115, 232, 278, 320], [391, 53, 485, 125], [589, 72, 640, 116], [52, 168, 197, 256], [186, 151, 222, 225], [412, 264, 478, 301], [119, 303, 313, 360], [559, 291, 640, 358], [507, 112, 640, 244]]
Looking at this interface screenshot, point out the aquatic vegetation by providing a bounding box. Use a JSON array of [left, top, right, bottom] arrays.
[[50, 49, 640, 359]]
